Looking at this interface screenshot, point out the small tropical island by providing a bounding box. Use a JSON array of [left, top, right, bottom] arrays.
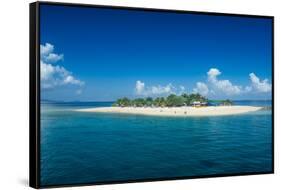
[[76, 93, 262, 117], [112, 93, 235, 107]]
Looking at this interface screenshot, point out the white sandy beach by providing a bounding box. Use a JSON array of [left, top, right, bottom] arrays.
[[75, 106, 262, 117]]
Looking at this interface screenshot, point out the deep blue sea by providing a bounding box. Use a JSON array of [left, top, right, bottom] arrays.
[[40, 100, 273, 186]]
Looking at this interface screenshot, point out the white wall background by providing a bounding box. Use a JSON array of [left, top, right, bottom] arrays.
[[0, 0, 279, 189]]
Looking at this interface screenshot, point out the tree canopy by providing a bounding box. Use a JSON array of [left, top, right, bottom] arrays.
[[220, 99, 233, 106], [112, 93, 209, 107]]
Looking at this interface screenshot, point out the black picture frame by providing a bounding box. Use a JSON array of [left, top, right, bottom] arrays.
[[30, 1, 274, 188]]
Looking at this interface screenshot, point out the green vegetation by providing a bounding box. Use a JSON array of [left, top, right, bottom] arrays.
[[166, 94, 185, 107], [220, 99, 233, 106], [112, 93, 209, 107]]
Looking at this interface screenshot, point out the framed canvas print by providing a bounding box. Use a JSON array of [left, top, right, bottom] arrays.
[[29, 1, 274, 188]]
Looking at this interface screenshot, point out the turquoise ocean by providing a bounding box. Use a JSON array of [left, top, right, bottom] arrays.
[[40, 100, 272, 186]]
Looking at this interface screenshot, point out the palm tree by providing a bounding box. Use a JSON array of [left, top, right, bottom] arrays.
[[160, 97, 166, 107], [145, 97, 153, 107], [181, 93, 191, 105], [133, 98, 145, 107], [153, 97, 161, 107], [115, 98, 123, 106], [221, 99, 233, 106], [123, 97, 131, 107]]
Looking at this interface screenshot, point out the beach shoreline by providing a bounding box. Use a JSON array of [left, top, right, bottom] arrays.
[[75, 106, 262, 117]]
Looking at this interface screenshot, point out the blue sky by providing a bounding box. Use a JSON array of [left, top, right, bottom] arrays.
[[40, 4, 272, 101]]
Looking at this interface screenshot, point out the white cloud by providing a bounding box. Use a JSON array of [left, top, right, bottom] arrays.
[[40, 43, 64, 63], [207, 68, 221, 83], [44, 53, 64, 63], [207, 68, 242, 95], [249, 73, 271, 93], [135, 81, 183, 96], [41, 61, 56, 81], [134, 68, 271, 99], [244, 86, 252, 93], [40, 43, 53, 56], [151, 83, 174, 95], [136, 80, 145, 95], [63, 75, 84, 85], [41, 61, 84, 89], [198, 68, 272, 97], [40, 43, 84, 89], [193, 82, 209, 96]]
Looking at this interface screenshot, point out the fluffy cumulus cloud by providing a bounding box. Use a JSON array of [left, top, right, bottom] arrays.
[[207, 68, 221, 82], [40, 43, 84, 90], [135, 68, 271, 99], [40, 43, 53, 55], [249, 73, 271, 93], [195, 68, 272, 97], [40, 43, 64, 63], [193, 82, 209, 96], [41, 61, 84, 89], [151, 84, 174, 95], [135, 80, 145, 95], [207, 68, 242, 95], [135, 81, 186, 96]]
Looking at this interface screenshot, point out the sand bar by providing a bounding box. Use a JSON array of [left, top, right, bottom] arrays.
[[75, 106, 262, 117]]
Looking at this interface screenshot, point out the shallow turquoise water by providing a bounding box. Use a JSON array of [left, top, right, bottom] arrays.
[[40, 101, 272, 186]]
